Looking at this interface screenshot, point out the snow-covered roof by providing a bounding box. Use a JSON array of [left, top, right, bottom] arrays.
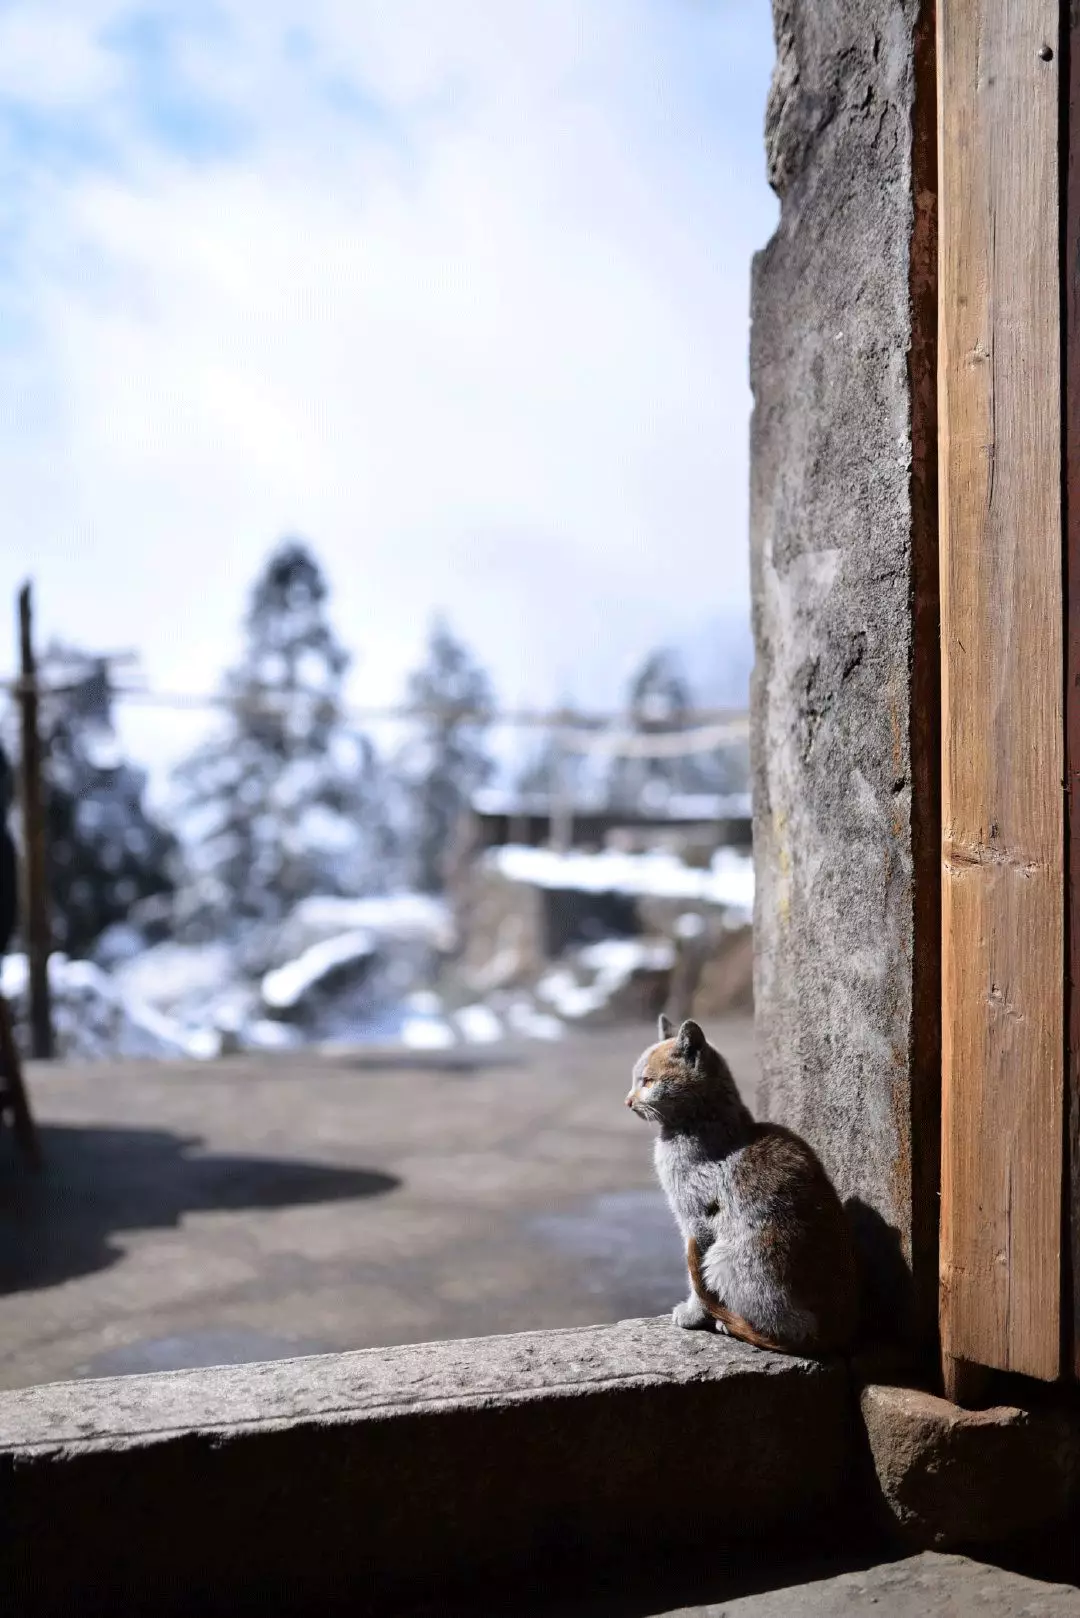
[[471, 789, 752, 822], [486, 844, 754, 915], [279, 893, 455, 950]]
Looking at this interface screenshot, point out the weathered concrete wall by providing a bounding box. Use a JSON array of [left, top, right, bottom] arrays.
[[750, 0, 938, 1350], [0, 1319, 850, 1616]]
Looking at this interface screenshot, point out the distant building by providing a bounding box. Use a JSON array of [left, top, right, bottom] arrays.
[[446, 794, 755, 1023], [452, 789, 752, 878]]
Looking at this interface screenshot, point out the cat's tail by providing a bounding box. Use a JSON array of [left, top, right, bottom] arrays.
[[686, 1236, 798, 1355]]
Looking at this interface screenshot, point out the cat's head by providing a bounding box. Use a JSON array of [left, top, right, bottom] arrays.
[[625, 1014, 739, 1126]]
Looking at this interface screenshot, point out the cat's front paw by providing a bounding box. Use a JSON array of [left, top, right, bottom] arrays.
[[672, 1299, 712, 1331]]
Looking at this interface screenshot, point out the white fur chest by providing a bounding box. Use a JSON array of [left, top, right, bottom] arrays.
[[654, 1139, 757, 1236], [653, 1135, 743, 1237], [653, 1136, 683, 1225]]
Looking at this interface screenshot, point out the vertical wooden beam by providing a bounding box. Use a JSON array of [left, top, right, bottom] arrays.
[[17, 584, 54, 1062], [1065, 0, 1080, 1381], [939, 0, 1064, 1385]]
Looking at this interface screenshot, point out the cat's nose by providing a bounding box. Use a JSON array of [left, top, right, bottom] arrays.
[[625, 1093, 634, 1108]]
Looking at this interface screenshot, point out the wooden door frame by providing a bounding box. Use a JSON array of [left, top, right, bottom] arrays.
[[1065, 0, 1080, 1383], [938, 0, 1066, 1393]]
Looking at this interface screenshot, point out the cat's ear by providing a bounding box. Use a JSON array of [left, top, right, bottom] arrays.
[[658, 1013, 674, 1040], [676, 1019, 706, 1059]]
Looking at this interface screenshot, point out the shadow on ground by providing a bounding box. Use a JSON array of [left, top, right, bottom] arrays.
[[0, 1123, 399, 1296]]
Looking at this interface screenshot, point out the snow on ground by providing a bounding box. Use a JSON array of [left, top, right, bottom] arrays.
[[488, 844, 754, 923], [112, 939, 235, 1008], [454, 1003, 503, 1044], [502, 997, 565, 1042], [110, 939, 260, 1057], [3, 851, 753, 1062], [399, 1014, 456, 1050], [537, 938, 676, 1022], [244, 1019, 304, 1052], [1, 952, 210, 1061], [271, 894, 455, 962]]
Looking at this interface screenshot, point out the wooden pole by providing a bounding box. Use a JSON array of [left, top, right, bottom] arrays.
[[550, 720, 573, 855], [938, 0, 1064, 1390], [17, 583, 53, 1061]]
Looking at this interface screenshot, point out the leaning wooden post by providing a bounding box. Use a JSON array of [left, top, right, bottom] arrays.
[[17, 583, 54, 1061]]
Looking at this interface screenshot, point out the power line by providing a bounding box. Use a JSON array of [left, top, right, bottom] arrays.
[[559, 719, 748, 758], [0, 675, 750, 739]]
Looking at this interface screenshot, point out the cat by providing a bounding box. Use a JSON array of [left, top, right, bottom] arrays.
[[626, 1014, 858, 1356]]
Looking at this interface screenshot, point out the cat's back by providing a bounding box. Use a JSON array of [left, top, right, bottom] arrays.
[[734, 1120, 841, 1208], [733, 1120, 858, 1346]]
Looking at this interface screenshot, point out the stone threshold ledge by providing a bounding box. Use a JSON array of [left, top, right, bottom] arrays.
[[0, 1317, 851, 1616]]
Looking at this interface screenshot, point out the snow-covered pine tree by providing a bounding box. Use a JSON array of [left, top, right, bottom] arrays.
[[30, 648, 179, 958], [172, 539, 389, 934], [398, 617, 495, 894]]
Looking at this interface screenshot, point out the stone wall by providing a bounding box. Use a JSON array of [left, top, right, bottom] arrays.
[[750, 0, 938, 1350]]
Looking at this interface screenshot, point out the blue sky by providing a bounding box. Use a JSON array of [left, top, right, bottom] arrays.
[[0, 1, 777, 799]]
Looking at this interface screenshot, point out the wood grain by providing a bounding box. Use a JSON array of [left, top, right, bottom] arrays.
[[1067, 0, 1080, 1381], [938, 0, 1063, 1382]]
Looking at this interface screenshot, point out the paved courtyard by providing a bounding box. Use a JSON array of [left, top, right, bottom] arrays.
[[0, 1017, 757, 1389]]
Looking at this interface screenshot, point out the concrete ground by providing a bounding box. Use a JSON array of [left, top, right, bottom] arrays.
[[405, 1553, 1080, 1617], [0, 1017, 756, 1390], [630, 1554, 1080, 1618], [651, 1555, 1080, 1617]]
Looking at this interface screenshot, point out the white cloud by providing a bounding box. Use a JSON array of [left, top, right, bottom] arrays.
[[0, 0, 777, 796], [0, 5, 121, 106]]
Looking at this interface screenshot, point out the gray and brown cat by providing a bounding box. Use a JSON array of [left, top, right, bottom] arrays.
[[627, 1015, 858, 1355]]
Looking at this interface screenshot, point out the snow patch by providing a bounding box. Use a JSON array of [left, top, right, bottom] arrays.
[[504, 998, 565, 1042], [454, 1003, 503, 1044], [487, 844, 753, 919], [1, 952, 206, 1062], [245, 1019, 305, 1051], [537, 938, 675, 1021], [274, 893, 455, 957], [400, 1015, 456, 1050], [404, 989, 443, 1017], [113, 941, 236, 1011], [261, 929, 376, 1011]]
